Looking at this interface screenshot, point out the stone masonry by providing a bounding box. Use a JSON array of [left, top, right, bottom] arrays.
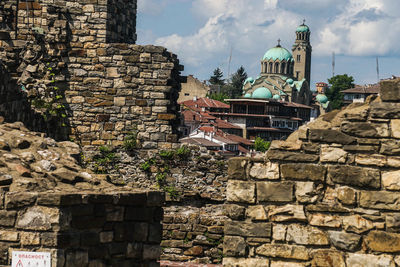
[[0, 0, 182, 154], [223, 78, 400, 267]]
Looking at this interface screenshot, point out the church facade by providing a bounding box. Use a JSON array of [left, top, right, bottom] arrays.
[[242, 22, 313, 106]]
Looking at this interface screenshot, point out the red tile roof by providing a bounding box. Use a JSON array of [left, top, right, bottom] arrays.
[[223, 133, 253, 146], [180, 137, 222, 147], [180, 97, 229, 109], [182, 109, 215, 122]]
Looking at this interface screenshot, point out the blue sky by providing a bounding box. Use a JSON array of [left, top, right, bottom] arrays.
[[137, 0, 400, 90]]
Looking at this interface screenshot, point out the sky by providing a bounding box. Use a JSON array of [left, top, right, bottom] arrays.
[[136, 0, 400, 90]]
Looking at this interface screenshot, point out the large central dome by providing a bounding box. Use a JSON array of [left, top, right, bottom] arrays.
[[263, 45, 293, 61]]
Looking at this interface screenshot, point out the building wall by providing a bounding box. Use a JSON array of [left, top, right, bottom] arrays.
[[178, 75, 210, 103], [223, 78, 400, 266]]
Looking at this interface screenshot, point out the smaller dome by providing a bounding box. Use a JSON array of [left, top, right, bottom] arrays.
[[316, 94, 328, 104], [252, 87, 273, 99], [244, 77, 255, 85], [296, 24, 310, 32], [273, 94, 281, 100], [244, 93, 252, 98], [286, 78, 294, 85]]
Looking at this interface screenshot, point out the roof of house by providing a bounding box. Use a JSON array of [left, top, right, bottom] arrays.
[[179, 97, 229, 109], [182, 109, 216, 122], [213, 135, 239, 145], [180, 137, 222, 147], [342, 84, 380, 94], [213, 118, 242, 129], [223, 133, 253, 146]]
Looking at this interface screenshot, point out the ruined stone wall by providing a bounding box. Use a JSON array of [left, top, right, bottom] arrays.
[[223, 78, 400, 267], [0, 191, 163, 267]]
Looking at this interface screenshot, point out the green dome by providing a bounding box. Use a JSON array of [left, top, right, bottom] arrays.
[[263, 46, 293, 61], [286, 78, 294, 85], [296, 24, 310, 32], [252, 87, 272, 99], [244, 77, 255, 85], [316, 94, 328, 104], [244, 93, 252, 98], [273, 94, 281, 100]]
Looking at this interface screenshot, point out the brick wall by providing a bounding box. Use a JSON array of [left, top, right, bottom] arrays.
[[224, 78, 400, 266]]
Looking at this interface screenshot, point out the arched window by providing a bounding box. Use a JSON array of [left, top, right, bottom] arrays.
[[281, 62, 286, 74], [286, 62, 291, 74], [275, 62, 279, 73], [269, 62, 273, 73]]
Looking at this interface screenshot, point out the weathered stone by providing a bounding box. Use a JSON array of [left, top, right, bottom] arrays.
[[306, 203, 349, 213], [360, 190, 400, 210], [320, 146, 347, 163], [246, 205, 267, 221], [66, 251, 89, 267], [257, 182, 293, 202], [5, 192, 37, 208], [311, 250, 345, 267], [295, 182, 320, 203], [0, 231, 19, 242], [256, 244, 309, 260], [267, 150, 319, 162], [341, 121, 389, 137], [342, 215, 374, 234], [224, 204, 245, 220], [343, 145, 378, 153], [226, 180, 255, 203], [16, 206, 59, 231], [224, 221, 271, 237], [346, 253, 395, 267], [268, 205, 306, 222], [184, 246, 203, 256], [223, 236, 246, 257], [223, 258, 270, 267], [381, 139, 400, 155], [386, 214, 400, 232], [328, 231, 361, 251], [228, 157, 249, 179], [355, 154, 386, 166], [272, 224, 287, 241], [337, 186, 356, 205], [371, 101, 400, 118], [281, 164, 326, 181], [391, 119, 400, 138], [309, 129, 356, 144], [270, 261, 307, 267], [0, 211, 17, 227], [309, 214, 341, 228], [270, 140, 302, 150], [382, 170, 400, 190], [327, 165, 380, 189], [286, 224, 329, 245], [14, 164, 31, 177], [380, 79, 400, 101], [249, 162, 279, 180], [364, 231, 400, 252]]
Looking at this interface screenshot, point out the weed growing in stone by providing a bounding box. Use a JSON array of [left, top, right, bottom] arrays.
[[93, 146, 119, 174]]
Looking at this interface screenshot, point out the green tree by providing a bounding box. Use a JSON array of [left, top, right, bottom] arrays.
[[208, 92, 229, 103], [326, 74, 355, 110], [209, 68, 225, 86], [254, 137, 271, 152], [230, 66, 248, 98]]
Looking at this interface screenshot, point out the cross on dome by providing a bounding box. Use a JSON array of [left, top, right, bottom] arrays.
[[277, 39, 281, 47]]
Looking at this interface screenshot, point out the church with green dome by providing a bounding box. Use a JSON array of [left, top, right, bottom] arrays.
[[243, 21, 313, 106]]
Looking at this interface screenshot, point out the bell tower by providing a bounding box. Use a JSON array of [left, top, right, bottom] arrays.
[[292, 20, 312, 84]]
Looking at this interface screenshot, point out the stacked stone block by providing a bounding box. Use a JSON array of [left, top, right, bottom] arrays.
[[224, 78, 400, 266], [0, 191, 163, 266], [161, 205, 225, 264]]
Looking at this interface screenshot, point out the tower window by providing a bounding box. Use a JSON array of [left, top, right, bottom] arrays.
[[296, 71, 300, 79], [297, 55, 301, 62]]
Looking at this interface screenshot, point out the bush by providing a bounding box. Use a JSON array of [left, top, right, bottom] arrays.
[[254, 137, 271, 152]]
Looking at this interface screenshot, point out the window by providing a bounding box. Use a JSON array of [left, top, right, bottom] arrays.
[[184, 93, 190, 96], [297, 55, 301, 62], [296, 71, 300, 79]]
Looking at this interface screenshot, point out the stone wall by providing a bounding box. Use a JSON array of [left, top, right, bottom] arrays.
[[1, 191, 163, 267], [0, 0, 182, 152], [223, 78, 400, 266]]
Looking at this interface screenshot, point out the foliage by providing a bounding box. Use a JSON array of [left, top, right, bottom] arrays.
[[93, 146, 119, 174], [30, 63, 68, 127], [254, 137, 271, 152], [209, 67, 225, 86], [326, 74, 355, 110], [176, 145, 191, 158], [141, 158, 155, 172], [159, 150, 174, 160], [230, 66, 248, 98], [208, 92, 229, 103], [123, 129, 138, 151]]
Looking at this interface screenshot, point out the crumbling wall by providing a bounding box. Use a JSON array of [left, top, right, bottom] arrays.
[[223, 78, 400, 266]]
